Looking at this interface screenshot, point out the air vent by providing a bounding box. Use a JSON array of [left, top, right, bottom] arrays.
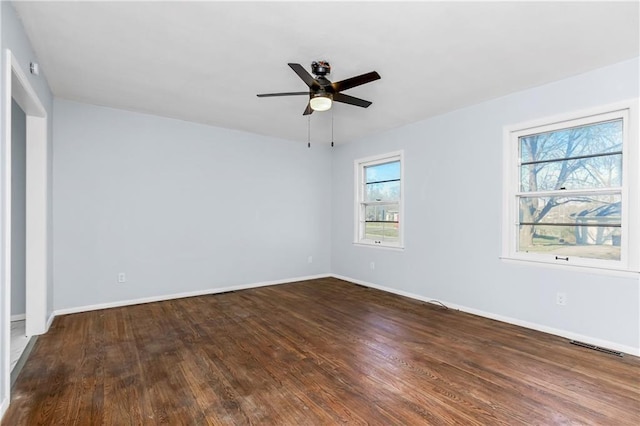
[[570, 340, 623, 357]]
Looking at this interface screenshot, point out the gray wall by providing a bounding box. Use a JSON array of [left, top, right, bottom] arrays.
[[331, 57, 640, 353], [53, 99, 332, 310], [10, 99, 26, 317]]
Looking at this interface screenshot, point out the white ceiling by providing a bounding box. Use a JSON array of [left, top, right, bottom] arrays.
[[12, 1, 640, 145]]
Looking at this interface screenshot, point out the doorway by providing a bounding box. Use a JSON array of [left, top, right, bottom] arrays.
[[9, 98, 28, 375]]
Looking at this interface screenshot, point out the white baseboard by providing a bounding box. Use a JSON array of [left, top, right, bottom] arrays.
[[45, 312, 55, 331], [54, 273, 331, 317], [330, 274, 640, 357], [10, 314, 25, 322]]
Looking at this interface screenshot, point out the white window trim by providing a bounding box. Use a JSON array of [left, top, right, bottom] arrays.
[[354, 150, 405, 249], [501, 99, 639, 275]]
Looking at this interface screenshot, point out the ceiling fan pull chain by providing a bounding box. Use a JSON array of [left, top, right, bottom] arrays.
[[307, 115, 311, 148], [331, 109, 334, 147]]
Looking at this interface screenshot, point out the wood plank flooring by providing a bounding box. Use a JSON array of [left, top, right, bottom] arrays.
[[3, 277, 639, 425]]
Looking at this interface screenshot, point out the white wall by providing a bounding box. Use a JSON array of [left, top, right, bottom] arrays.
[[331, 57, 640, 354], [53, 99, 332, 311], [10, 99, 25, 317]]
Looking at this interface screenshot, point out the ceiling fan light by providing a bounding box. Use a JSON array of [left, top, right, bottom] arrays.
[[310, 94, 332, 111]]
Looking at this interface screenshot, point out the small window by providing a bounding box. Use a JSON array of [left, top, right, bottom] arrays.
[[502, 101, 638, 272], [354, 151, 404, 248]]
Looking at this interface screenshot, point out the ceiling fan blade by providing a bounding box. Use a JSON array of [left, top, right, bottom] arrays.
[[257, 91, 309, 97], [289, 63, 320, 89], [333, 92, 372, 108], [303, 103, 313, 115], [331, 71, 381, 92]]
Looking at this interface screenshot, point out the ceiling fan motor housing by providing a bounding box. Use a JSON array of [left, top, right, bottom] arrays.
[[312, 61, 331, 76]]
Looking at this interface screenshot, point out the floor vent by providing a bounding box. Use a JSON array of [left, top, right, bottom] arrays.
[[570, 340, 623, 357]]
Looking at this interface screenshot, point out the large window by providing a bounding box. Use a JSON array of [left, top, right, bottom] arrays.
[[502, 101, 638, 272], [354, 151, 404, 248]]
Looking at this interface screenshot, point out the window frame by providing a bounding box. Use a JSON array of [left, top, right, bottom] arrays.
[[354, 150, 404, 249], [502, 100, 639, 274]]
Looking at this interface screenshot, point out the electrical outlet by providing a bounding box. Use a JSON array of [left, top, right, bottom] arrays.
[[556, 292, 567, 306], [307, 256, 313, 264], [370, 262, 375, 270], [118, 272, 126, 283]]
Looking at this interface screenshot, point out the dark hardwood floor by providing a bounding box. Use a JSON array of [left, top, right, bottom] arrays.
[[3, 277, 639, 425]]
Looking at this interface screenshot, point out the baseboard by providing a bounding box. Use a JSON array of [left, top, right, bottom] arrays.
[[330, 273, 640, 357], [10, 314, 25, 322], [54, 273, 332, 317], [45, 312, 55, 331]]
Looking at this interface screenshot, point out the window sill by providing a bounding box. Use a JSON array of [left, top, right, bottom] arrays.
[[353, 242, 404, 252], [499, 256, 639, 278]]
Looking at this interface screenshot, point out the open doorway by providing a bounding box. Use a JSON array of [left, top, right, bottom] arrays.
[[1, 49, 49, 407], [9, 98, 29, 375]]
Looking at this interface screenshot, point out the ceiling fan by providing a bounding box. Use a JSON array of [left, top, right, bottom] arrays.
[[257, 61, 381, 115]]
